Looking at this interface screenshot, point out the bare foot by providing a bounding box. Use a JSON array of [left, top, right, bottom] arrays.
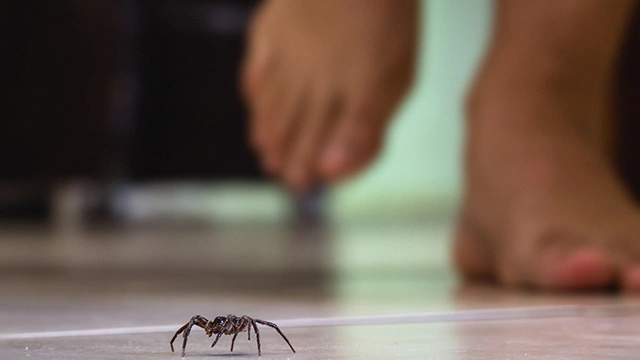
[[241, 0, 417, 190], [455, 82, 640, 291], [454, 0, 640, 291]]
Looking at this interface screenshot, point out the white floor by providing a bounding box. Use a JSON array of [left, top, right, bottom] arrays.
[[1, 222, 639, 359]]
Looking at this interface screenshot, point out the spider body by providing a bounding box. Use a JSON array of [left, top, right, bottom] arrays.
[[170, 314, 295, 357]]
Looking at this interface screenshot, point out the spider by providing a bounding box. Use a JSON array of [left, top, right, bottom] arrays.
[[170, 314, 296, 357]]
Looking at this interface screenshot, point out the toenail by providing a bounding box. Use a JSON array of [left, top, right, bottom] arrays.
[[538, 249, 613, 290], [321, 144, 348, 173]]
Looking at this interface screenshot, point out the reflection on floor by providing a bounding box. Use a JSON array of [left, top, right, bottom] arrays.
[[0, 220, 638, 359]]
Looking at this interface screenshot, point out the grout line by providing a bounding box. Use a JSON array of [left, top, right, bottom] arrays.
[[0, 305, 587, 341]]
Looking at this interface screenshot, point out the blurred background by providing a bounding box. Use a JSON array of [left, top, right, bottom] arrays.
[[0, 0, 493, 297], [6, 4, 640, 360]]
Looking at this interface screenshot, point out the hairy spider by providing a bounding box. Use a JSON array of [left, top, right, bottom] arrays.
[[170, 314, 296, 357]]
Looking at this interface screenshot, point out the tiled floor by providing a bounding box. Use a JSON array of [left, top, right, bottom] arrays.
[[5, 316, 640, 360], [1, 221, 639, 359]]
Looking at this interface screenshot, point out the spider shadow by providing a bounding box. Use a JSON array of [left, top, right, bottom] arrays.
[[187, 353, 256, 357], [187, 350, 295, 358]]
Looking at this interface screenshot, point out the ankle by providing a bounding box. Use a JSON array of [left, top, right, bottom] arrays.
[[465, 65, 611, 141]]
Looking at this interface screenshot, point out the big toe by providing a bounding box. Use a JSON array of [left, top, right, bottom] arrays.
[[534, 247, 616, 291]]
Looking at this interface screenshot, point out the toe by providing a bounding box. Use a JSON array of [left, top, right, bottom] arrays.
[[245, 51, 281, 154], [319, 103, 385, 181], [453, 221, 494, 281], [621, 265, 640, 292], [265, 79, 307, 175], [535, 248, 615, 291], [283, 83, 337, 190]]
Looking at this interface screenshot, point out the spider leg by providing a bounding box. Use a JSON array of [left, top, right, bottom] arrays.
[[230, 333, 238, 352], [241, 316, 251, 341], [212, 315, 235, 350], [169, 323, 189, 353], [177, 315, 208, 357], [251, 319, 262, 357], [255, 319, 296, 353], [210, 331, 224, 349], [226, 314, 236, 334]]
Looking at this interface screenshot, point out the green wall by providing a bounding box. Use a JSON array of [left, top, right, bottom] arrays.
[[331, 0, 493, 220]]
